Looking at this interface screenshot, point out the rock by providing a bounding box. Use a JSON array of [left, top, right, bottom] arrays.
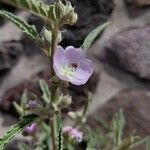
[[104, 27, 150, 80], [62, 0, 114, 47], [0, 2, 16, 26], [0, 41, 23, 78], [88, 89, 150, 138], [125, 0, 150, 7]]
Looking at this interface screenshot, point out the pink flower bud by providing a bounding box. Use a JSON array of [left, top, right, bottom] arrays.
[[23, 123, 38, 136], [63, 126, 83, 143]]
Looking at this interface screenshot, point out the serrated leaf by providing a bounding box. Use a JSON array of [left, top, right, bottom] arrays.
[[81, 22, 109, 51], [0, 10, 38, 40], [39, 79, 51, 103], [0, 0, 49, 20], [0, 114, 37, 150]]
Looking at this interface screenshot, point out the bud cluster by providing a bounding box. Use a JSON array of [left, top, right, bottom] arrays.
[[54, 0, 78, 26]]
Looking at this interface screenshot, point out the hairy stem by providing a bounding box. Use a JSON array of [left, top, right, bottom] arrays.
[[49, 28, 58, 150]]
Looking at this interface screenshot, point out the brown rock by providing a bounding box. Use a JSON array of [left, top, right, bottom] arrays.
[[133, 0, 150, 7], [0, 41, 23, 78], [125, 0, 150, 7], [104, 27, 150, 80], [88, 89, 150, 138]]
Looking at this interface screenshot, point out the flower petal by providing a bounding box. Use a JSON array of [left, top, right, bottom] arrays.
[[69, 69, 91, 85], [65, 46, 86, 62], [53, 46, 65, 70], [79, 59, 94, 73], [53, 46, 69, 78]]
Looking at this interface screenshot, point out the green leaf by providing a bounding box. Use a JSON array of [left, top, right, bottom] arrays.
[[112, 109, 125, 146], [13, 101, 23, 116], [18, 143, 30, 150], [39, 79, 51, 103], [82, 22, 109, 51], [128, 137, 149, 150], [147, 137, 150, 150], [0, 10, 38, 40], [0, 0, 49, 20], [0, 114, 37, 150], [20, 89, 28, 110]]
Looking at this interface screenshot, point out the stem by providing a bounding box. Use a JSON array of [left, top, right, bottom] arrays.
[[50, 118, 57, 150], [49, 28, 58, 150]]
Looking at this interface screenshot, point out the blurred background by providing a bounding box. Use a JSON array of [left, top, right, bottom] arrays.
[[0, 0, 150, 149]]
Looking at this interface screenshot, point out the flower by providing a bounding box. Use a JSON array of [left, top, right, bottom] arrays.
[[24, 123, 38, 136], [53, 46, 94, 85], [63, 126, 83, 143]]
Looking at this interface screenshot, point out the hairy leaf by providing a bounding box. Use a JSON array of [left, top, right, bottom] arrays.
[[0, 115, 37, 150], [0, 10, 38, 40], [0, 0, 49, 20], [82, 22, 109, 51], [39, 79, 51, 103]]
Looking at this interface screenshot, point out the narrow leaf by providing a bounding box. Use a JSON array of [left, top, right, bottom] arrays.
[[0, 115, 37, 150], [0, 0, 49, 20], [112, 109, 125, 146], [147, 137, 150, 150], [82, 22, 109, 51], [13, 101, 23, 116], [18, 143, 30, 150], [0, 10, 38, 40], [21, 89, 28, 110], [39, 79, 51, 103]]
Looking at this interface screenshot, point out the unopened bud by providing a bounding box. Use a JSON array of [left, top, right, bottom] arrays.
[[57, 94, 72, 110], [23, 123, 38, 136], [55, 0, 65, 20], [64, 1, 78, 25], [68, 12, 78, 25], [57, 31, 62, 43], [41, 27, 52, 42], [27, 100, 38, 109], [68, 111, 77, 120]]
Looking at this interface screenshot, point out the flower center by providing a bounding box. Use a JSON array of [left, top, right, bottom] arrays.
[[71, 63, 78, 69], [61, 63, 78, 77]]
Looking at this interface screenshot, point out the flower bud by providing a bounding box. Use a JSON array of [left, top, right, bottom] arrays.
[[57, 31, 62, 43], [36, 28, 52, 52], [57, 94, 72, 110], [23, 123, 38, 136], [64, 1, 78, 25], [68, 11, 78, 25], [54, 0, 65, 20], [63, 126, 83, 143], [53, 0, 78, 26], [27, 100, 38, 109], [41, 27, 52, 43], [68, 111, 77, 120]]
